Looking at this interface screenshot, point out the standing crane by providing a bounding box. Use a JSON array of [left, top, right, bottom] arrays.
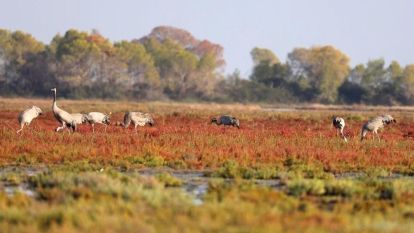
[[51, 88, 76, 132]]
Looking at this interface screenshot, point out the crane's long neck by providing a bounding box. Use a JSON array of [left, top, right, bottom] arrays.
[[52, 91, 57, 110]]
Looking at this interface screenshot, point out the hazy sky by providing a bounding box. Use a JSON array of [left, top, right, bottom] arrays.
[[1, 0, 413, 76]]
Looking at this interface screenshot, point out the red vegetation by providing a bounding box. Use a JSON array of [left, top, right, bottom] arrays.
[[1, 110, 413, 173]]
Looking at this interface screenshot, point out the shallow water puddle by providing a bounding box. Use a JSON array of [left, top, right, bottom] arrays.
[[0, 166, 46, 197], [3, 183, 36, 197], [136, 168, 283, 205], [2, 166, 413, 205], [137, 169, 213, 205], [0, 167, 216, 204]]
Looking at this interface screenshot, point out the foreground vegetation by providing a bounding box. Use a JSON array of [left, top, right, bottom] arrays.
[[1, 164, 414, 233], [1, 99, 414, 232]]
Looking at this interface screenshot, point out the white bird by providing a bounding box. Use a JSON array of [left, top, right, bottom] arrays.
[[361, 114, 396, 141], [71, 113, 88, 125], [51, 88, 76, 132], [332, 116, 347, 142], [117, 111, 154, 133], [86, 112, 111, 132], [16, 106, 43, 134]]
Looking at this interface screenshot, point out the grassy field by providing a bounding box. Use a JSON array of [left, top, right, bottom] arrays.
[[1, 98, 414, 232]]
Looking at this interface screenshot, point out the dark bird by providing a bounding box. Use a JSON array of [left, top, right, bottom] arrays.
[[211, 115, 240, 129]]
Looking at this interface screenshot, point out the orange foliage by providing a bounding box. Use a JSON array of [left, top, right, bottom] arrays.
[[1, 110, 413, 172]]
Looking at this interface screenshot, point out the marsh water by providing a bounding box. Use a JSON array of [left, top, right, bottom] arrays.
[[0, 166, 283, 204], [1, 166, 413, 205]]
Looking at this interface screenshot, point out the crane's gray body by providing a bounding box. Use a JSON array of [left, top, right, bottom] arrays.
[[71, 113, 88, 125], [120, 111, 154, 132], [17, 106, 43, 133], [51, 88, 76, 132], [211, 115, 240, 128], [361, 114, 396, 141], [86, 112, 111, 132]]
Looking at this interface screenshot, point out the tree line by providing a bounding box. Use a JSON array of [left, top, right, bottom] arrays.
[[1, 26, 413, 105]]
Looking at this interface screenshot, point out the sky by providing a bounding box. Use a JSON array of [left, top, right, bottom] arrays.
[[1, 0, 413, 76]]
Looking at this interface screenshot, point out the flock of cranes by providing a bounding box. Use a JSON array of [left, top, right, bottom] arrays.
[[18, 88, 155, 134], [332, 114, 396, 142], [17, 88, 396, 142]]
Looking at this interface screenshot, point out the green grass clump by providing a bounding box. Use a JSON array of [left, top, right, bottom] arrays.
[[211, 161, 281, 179], [287, 179, 325, 197], [324, 180, 360, 197], [1, 166, 414, 232], [126, 153, 165, 167], [155, 173, 183, 187], [0, 172, 23, 185]]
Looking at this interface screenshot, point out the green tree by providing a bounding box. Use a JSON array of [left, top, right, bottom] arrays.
[[52, 29, 128, 99], [141, 26, 224, 100], [287, 46, 350, 103], [144, 36, 222, 100], [387, 61, 403, 80], [250, 62, 290, 88], [140, 26, 225, 69], [359, 59, 388, 104], [114, 41, 161, 99], [383, 61, 403, 104], [360, 59, 386, 89], [399, 64, 414, 104], [144, 38, 197, 99], [250, 47, 280, 66], [0, 30, 44, 95], [338, 64, 366, 104]]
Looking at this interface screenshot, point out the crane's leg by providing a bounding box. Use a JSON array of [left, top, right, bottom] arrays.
[[56, 121, 67, 132], [60, 122, 65, 132], [70, 122, 78, 132], [104, 124, 107, 132], [16, 123, 24, 134], [134, 125, 138, 134], [92, 124, 95, 133], [361, 130, 367, 141], [66, 124, 71, 133], [340, 128, 347, 142], [374, 131, 380, 142]]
